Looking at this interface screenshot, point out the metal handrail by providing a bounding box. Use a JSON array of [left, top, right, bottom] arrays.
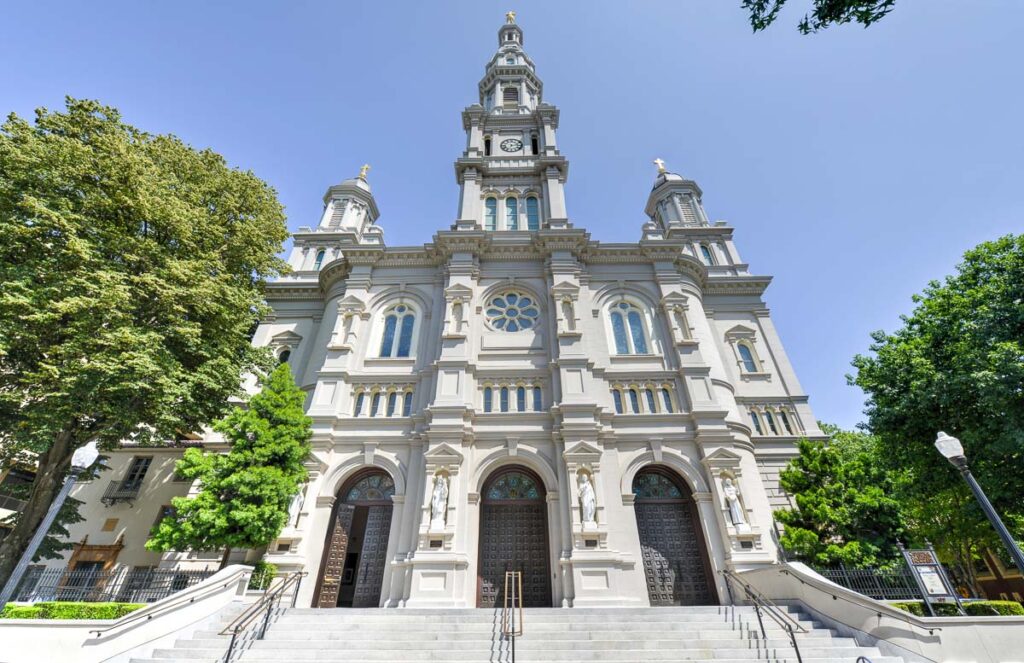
[[220, 571, 306, 663], [721, 569, 806, 663], [501, 570, 524, 663]]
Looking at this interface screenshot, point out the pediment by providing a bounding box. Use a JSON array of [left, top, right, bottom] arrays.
[[335, 294, 366, 312], [660, 291, 690, 308], [701, 447, 743, 470], [424, 442, 464, 466], [270, 330, 303, 346], [444, 283, 474, 301], [563, 441, 602, 462], [724, 324, 757, 340], [550, 280, 580, 299]]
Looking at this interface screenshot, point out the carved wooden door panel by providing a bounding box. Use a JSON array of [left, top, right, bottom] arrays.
[[316, 503, 355, 608], [478, 502, 551, 608], [352, 505, 392, 608], [635, 501, 714, 606]]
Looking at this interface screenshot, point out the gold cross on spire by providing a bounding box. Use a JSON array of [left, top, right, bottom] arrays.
[[358, 164, 371, 180], [653, 158, 666, 174], [506, 10, 516, 24]]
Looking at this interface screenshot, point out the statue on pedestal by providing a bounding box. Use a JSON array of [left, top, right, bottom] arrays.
[[578, 473, 597, 527], [430, 474, 449, 530], [722, 478, 750, 533]]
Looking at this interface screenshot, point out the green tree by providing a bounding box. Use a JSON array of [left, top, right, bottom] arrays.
[[776, 424, 907, 568], [0, 98, 288, 584], [850, 234, 1024, 585], [743, 0, 896, 33], [146, 364, 312, 567]]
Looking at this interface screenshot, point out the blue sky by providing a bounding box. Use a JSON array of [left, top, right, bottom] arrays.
[[2, 1, 1021, 430]]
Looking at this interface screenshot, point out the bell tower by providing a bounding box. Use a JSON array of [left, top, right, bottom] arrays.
[[454, 12, 570, 231]]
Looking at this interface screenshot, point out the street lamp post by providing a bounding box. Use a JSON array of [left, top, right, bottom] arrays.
[[934, 431, 1024, 573], [0, 441, 100, 607]]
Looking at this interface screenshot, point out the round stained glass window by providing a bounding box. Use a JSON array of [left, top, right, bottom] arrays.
[[486, 291, 539, 332]]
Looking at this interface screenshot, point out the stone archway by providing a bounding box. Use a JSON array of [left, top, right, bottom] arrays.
[[313, 469, 395, 608], [632, 466, 716, 606], [476, 465, 552, 608]]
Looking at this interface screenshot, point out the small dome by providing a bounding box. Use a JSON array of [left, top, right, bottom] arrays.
[[339, 176, 372, 193]]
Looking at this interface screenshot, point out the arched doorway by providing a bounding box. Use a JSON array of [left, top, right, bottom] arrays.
[[632, 467, 716, 606], [314, 469, 395, 608], [477, 466, 552, 608]]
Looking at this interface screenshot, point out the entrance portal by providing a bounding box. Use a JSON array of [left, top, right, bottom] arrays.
[[632, 467, 716, 606], [477, 466, 552, 608], [314, 470, 395, 608]]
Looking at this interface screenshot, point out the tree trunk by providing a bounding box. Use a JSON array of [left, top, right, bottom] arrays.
[[0, 430, 77, 587], [220, 546, 232, 570]]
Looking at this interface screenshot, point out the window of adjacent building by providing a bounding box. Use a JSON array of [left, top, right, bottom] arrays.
[[123, 457, 152, 490], [737, 343, 759, 372], [314, 249, 326, 270], [486, 291, 539, 332], [526, 197, 540, 230], [505, 197, 519, 230], [379, 305, 416, 357], [610, 301, 650, 354], [153, 504, 175, 528], [484, 198, 497, 230], [699, 244, 715, 266]]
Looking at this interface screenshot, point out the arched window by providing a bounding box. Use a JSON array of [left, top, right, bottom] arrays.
[[628, 389, 641, 414], [500, 387, 509, 412], [314, 249, 326, 270], [484, 198, 497, 231], [530, 134, 539, 155], [750, 411, 764, 435], [484, 136, 492, 156], [737, 343, 758, 372], [699, 245, 715, 266], [517, 386, 526, 412], [526, 197, 540, 230], [354, 392, 365, 417], [505, 56, 515, 65], [277, 349, 291, 364], [503, 86, 519, 104], [533, 387, 542, 412], [386, 392, 397, 417], [505, 197, 518, 230], [764, 411, 779, 435], [369, 392, 381, 417], [609, 301, 650, 355], [779, 410, 794, 434], [612, 390, 623, 414], [660, 388, 674, 413], [483, 387, 493, 413], [379, 305, 416, 358], [644, 389, 657, 413]]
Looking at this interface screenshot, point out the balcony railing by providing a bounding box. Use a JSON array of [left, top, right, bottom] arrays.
[[0, 492, 27, 512], [13, 566, 214, 603], [100, 480, 142, 506]]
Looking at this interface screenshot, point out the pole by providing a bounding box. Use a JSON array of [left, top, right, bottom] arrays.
[[0, 471, 80, 607], [959, 467, 1024, 573]]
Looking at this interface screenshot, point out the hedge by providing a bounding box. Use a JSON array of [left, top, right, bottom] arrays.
[[0, 602, 145, 620], [248, 560, 278, 590], [892, 600, 1024, 617]]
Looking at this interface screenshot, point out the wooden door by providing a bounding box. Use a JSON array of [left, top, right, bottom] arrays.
[[352, 505, 393, 607], [314, 503, 355, 608], [633, 468, 715, 606]]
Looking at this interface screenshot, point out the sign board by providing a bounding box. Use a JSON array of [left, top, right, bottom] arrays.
[[900, 545, 964, 615]]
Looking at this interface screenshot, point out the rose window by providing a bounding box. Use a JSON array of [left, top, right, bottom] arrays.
[[486, 291, 539, 332]]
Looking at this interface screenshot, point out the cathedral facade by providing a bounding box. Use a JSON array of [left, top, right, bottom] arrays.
[[56, 15, 823, 610]]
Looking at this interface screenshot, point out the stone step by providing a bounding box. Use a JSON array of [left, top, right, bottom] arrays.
[[266, 620, 821, 633], [283, 606, 787, 616], [188, 628, 834, 642], [232, 636, 857, 651]]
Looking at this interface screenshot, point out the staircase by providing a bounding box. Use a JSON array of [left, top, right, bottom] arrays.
[[133, 605, 903, 663]]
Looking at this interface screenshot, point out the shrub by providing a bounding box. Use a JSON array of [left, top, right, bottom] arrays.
[[0, 602, 145, 620], [892, 600, 1024, 617], [248, 560, 278, 590]]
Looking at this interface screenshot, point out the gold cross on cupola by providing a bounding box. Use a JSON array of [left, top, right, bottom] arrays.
[[506, 10, 516, 24], [358, 164, 371, 180], [653, 158, 666, 174]]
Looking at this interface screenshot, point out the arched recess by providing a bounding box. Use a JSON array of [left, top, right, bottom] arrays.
[[620, 451, 710, 497], [632, 466, 717, 606], [313, 465, 402, 608], [476, 464, 553, 608]]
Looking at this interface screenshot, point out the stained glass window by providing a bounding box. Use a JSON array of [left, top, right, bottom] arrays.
[[500, 387, 509, 412], [610, 302, 649, 354], [627, 311, 648, 354], [526, 197, 539, 230], [403, 392, 413, 416], [738, 344, 758, 372], [613, 390, 623, 414], [345, 472, 395, 502], [314, 249, 326, 270], [645, 389, 657, 413], [533, 387, 542, 412], [380, 305, 415, 358], [486, 471, 541, 501], [484, 198, 497, 231], [505, 198, 518, 230], [610, 311, 629, 354], [483, 387, 493, 412], [397, 313, 415, 357], [379, 315, 397, 357], [632, 471, 683, 500], [517, 387, 526, 412], [486, 291, 539, 332]]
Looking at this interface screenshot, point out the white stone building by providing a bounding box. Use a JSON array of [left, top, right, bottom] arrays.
[[54, 14, 823, 611]]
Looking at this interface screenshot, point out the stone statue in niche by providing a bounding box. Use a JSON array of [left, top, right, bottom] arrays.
[[452, 301, 464, 334], [722, 478, 750, 533], [288, 483, 306, 528], [561, 299, 575, 331], [430, 474, 449, 530], [578, 473, 597, 527]]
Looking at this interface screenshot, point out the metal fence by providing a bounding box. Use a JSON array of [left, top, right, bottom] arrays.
[[814, 565, 922, 601], [13, 566, 214, 604]]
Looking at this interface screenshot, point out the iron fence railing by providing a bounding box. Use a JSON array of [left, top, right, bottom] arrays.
[[100, 480, 143, 506], [813, 565, 922, 601], [13, 566, 214, 604], [0, 492, 27, 512]]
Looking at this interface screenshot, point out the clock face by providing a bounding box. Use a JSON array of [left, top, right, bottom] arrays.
[[500, 138, 523, 152]]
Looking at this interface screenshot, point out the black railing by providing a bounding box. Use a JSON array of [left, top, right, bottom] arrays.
[[721, 569, 807, 663], [814, 565, 921, 601], [13, 566, 214, 603], [100, 480, 143, 506], [221, 572, 306, 663]]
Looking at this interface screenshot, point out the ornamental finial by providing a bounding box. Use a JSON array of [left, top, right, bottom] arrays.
[[358, 164, 371, 180], [653, 158, 666, 174], [506, 10, 516, 24]]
